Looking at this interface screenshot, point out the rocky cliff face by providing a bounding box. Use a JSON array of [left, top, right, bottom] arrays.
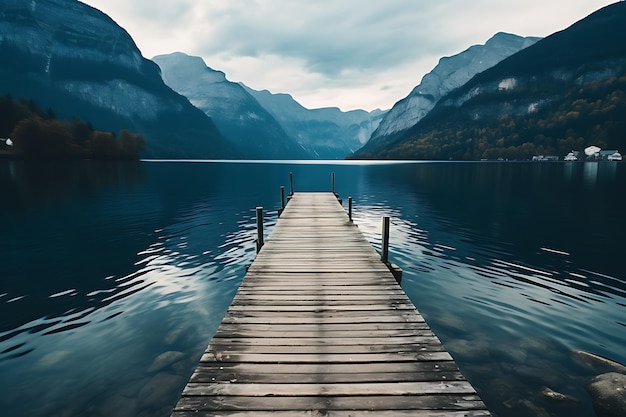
[[352, 3, 626, 160], [364, 32, 539, 151], [244, 87, 385, 159], [153, 53, 307, 159], [0, 0, 233, 158]]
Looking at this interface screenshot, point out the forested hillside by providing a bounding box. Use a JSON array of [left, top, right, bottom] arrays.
[[0, 95, 145, 159], [359, 74, 626, 160]]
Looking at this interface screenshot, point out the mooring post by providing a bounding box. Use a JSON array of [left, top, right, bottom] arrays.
[[332, 172, 342, 203], [381, 216, 390, 263], [380, 216, 403, 283], [279, 186, 285, 216], [289, 172, 294, 196], [256, 207, 264, 252], [348, 197, 353, 222]]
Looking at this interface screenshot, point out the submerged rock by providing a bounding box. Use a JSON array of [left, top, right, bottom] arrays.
[[518, 399, 551, 417], [147, 351, 185, 373], [100, 394, 139, 417], [540, 386, 580, 404], [163, 326, 187, 345], [444, 338, 490, 361], [586, 373, 626, 417], [139, 372, 185, 408], [36, 350, 71, 368], [571, 350, 626, 373]]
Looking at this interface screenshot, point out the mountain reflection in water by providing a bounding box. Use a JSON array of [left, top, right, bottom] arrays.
[[0, 160, 624, 417]]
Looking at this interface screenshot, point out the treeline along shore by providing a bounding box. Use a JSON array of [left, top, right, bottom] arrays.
[[0, 95, 145, 160]]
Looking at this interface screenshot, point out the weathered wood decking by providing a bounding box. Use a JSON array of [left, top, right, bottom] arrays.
[[171, 192, 490, 416]]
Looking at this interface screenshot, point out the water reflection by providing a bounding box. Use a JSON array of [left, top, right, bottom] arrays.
[[0, 160, 144, 217], [583, 161, 599, 184]]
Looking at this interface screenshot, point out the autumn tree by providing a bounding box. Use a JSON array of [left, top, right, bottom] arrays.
[[10, 118, 77, 158]]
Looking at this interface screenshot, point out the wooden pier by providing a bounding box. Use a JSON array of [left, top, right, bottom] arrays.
[[171, 192, 490, 416]]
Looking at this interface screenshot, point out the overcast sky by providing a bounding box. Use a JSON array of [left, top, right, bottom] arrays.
[[82, 0, 617, 112]]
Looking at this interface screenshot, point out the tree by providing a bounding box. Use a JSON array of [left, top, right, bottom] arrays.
[[119, 129, 146, 158], [71, 118, 94, 145], [11, 118, 77, 158], [0, 95, 33, 137], [85, 131, 119, 159]]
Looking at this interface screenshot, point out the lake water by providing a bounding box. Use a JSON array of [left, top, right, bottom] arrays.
[[0, 159, 624, 417]]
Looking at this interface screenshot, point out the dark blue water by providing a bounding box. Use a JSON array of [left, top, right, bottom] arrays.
[[0, 160, 624, 417]]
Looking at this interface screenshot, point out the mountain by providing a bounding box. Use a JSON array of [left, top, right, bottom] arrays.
[[153, 53, 307, 159], [153, 52, 384, 160], [0, 0, 234, 158], [362, 32, 540, 153], [244, 86, 386, 159], [353, 2, 626, 160]]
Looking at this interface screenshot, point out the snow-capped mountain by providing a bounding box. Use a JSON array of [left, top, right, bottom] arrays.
[[153, 53, 307, 159], [365, 32, 540, 150], [244, 87, 386, 159], [0, 0, 233, 158]]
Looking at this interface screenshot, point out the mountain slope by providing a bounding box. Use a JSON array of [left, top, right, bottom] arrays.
[[353, 2, 626, 160], [361, 32, 539, 154], [0, 0, 234, 158], [244, 86, 385, 159], [153, 53, 308, 159]]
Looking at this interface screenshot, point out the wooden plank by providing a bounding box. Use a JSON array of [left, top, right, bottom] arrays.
[[204, 345, 447, 355], [212, 329, 435, 338], [229, 302, 416, 308], [233, 290, 410, 296], [208, 336, 440, 346], [192, 361, 460, 375], [173, 411, 491, 417], [223, 310, 426, 319], [191, 362, 464, 383], [231, 298, 410, 305], [191, 371, 465, 384], [200, 351, 454, 363], [213, 322, 429, 331], [236, 282, 405, 288], [171, 192, 489, 416], [182, 381, 477, 396], [217, 312, 424, 326], [173, 395, 487, 412]]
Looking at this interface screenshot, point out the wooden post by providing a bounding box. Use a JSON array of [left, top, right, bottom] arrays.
[[256, 207, 264, 252], [380, 216, 402, 284], [381, 216, 390, 263], [279, 186, 285, 216], [332, 172, 341, 203], [348, 197, 353, 222], [289, 172, 294, 196]]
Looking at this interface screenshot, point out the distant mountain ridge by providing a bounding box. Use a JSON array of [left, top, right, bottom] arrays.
[[0, 0, 234, 158], [154, 50, 386, 159], [353, 2, 626, 160], [153, 52, 307, 159], [363, 32, 540, 153], [243, 86, 385, 158]]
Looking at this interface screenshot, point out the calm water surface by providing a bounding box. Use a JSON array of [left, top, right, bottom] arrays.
[[0, 160, 624, 417]]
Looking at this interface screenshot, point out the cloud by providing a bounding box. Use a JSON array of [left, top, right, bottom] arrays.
[[83, 0, 617, 110], [194, 1, 458, 77]]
